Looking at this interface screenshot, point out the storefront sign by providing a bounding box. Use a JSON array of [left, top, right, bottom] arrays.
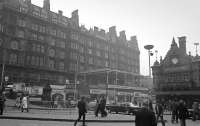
[[108, 85, 148, 91], [90, 89, 106, 94]]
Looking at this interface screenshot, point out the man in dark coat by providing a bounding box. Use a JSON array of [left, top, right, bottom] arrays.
[[155, 102, 165, 126], [135, 102, 157, 126], [99, 96, 107, 117], [178, 100, 188, 126], [0, 92, 6, 115], [171, 100, 179, 123], [74, 96, 87, 126]]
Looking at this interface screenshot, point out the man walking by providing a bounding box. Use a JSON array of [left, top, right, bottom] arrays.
[[74, 96, 87, 126], [135, 102, 157, 126], [99, 96, 107, 117], [171, 100, 179, 123], [0, 92, 6, 115], [178, 100, 188, 126], [155, 102, 165, 126]]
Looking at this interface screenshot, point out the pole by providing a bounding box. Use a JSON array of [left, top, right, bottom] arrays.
[[115, 70, 118, 103], [1, 63, 5, 87], [1, 49, 6, 88], [106, 71, 108, 102], [74, 59, 78, 101], [148, 50, 151, 77]]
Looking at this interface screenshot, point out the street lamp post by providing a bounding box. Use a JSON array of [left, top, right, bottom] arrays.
[[1, 49, 6, 90], [0, 63, 5, 87], [144, 45, 154, 77], [74, 57, 79, 101], [106, 70, 109, 102]]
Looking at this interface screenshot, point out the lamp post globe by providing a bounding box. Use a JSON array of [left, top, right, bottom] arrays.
[[144, 45, 154, 77], [144, 45, 154, 50]]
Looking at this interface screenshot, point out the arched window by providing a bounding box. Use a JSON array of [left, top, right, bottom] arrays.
[[49, 59, 55, 69], [10, 41, 19, 50]]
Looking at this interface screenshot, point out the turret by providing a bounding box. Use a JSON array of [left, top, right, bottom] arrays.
[[43, 0, 50, 11], [119, 30, 126, 42], [178, 36, 186, 54], [71, 9, 79, 28], [108, 26, 117, 42]]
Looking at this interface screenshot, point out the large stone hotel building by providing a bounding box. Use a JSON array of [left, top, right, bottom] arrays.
[[0, 0, 144, 102]]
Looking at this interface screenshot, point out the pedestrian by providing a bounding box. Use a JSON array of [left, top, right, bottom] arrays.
[[171, 100, 179, 123], [15, 95, 21, 109], [155, 102, 165, 126], [74, 96, 87, 126], [135, 101, 157, 126], [99, 96, 107, 117], [178, 100, 188, 126], [149, 100, 154, 112], [192, 101, 199, 121], [21, 94, 29, 112], [0, 92, 6, 115], [94, 98, 100, 117]]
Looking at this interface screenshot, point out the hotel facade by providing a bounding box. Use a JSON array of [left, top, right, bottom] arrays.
[[0, 0, 142, 101]]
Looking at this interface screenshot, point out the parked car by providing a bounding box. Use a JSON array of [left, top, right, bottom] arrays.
[[87, 100, 97, 111], [187, 102, 200, 120], [106, 102, 141, 115]]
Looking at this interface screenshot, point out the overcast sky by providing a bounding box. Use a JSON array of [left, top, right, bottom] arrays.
[[32, 0, 200, 76]]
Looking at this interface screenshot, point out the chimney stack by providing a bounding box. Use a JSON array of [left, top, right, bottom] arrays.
[[43, 0, 50, 11], [178, 36, 186, 54], [119, 30, 126, 42], [109, 26, 117, 42], [58, 10, 63, 16], [71, 9, 79, 27]]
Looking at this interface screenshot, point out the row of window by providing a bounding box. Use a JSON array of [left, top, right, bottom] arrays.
[[17, 18, 67, 39], [18, 3, 69, 27], [8, 53, 66, 71], [8, 71, 65, 84], [9, 40, 66, 59], [9, 53, 23, 65], [10, 40, 26, 51], [31, 23, 46, 33], [15, 30, 66, 48], [32, 44, 45, 53], [71, 33, 109, 51], [8, 39, 138, 70], [48, 48, 65, 59], [165, 73, 190, 82], [27, 55, 45, 67], [69, 63, 85, 72]]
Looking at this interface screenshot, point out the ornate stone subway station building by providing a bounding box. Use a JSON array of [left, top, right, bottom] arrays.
[[152, 36, 200, 106]]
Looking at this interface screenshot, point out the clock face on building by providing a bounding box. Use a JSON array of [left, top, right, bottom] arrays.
[[171, 57, 178, 64]]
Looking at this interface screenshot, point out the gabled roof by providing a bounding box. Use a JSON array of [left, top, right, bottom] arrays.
[[160, 37, 191, 67]]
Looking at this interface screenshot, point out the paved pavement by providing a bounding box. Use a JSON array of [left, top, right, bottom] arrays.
[[1, 99, 200, 126], [0, 119, 134, 126], [1, 108, 135, 122], [1, 118, 200, 126], [1, 107, 200, 126]]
